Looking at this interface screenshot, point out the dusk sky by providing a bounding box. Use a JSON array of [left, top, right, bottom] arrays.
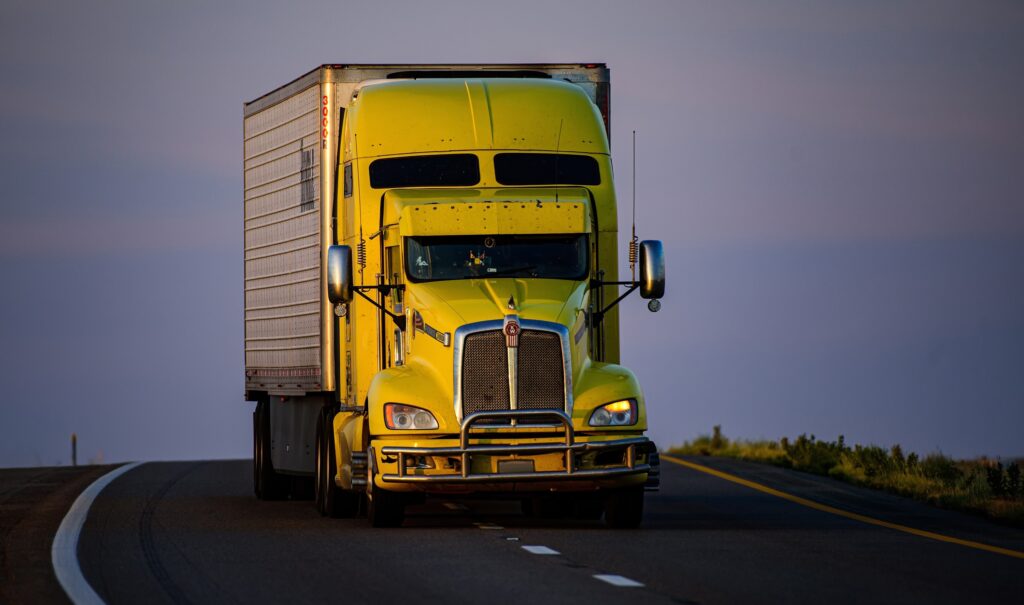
[[1, 1, 1022, 466]]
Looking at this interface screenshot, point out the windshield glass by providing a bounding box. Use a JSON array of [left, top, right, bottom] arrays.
[[405, 234, 588, 282]]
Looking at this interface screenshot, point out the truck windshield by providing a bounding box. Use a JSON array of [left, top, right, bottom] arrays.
[[405, 234, 588, 282]]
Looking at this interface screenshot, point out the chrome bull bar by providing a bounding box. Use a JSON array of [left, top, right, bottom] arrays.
[[379, 409, 651, 483]]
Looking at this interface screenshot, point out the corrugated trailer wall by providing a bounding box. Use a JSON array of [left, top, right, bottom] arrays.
[[244, 85, 323, 388], [244, 64, 609, 397]]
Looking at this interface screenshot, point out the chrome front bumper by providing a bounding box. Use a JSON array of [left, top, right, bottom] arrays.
[[378, 409, 651, 484]]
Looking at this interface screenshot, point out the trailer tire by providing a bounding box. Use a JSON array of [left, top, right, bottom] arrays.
[[315, 406, 359, 518], [253, 400, 287, 500], [604, 486, 644, 529]]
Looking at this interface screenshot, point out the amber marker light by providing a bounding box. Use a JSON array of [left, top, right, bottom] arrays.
[[588, 399, 637, 426]]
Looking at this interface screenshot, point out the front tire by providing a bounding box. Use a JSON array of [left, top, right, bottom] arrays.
[[604, 487, 644, 528], [315, 406, 359, 518], [368, 487, 405, 527]]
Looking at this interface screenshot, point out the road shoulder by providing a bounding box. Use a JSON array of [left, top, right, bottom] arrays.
[[0, 465, 115, 604], [664, 454, 1024, 555]]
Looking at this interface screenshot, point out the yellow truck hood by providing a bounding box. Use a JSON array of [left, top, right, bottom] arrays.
[[407, 278, 586, 329]]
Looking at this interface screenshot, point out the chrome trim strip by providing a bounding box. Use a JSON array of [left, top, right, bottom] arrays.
[[394, 327, 405, 366], [505, 314, 519, 414], [452, 320, 573, 423]]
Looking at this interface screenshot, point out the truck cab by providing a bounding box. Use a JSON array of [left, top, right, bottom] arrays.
[[321, 77, 665, 526]]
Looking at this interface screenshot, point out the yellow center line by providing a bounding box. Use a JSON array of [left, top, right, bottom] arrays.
[[661, 454, 1024, 560]]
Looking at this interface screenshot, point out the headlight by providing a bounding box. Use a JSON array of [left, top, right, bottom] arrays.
[[384, 403, 439, 430], [588, 399, 637, 427]]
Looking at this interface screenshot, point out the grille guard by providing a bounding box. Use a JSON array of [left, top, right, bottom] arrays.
[[379, 409, 651, 484]]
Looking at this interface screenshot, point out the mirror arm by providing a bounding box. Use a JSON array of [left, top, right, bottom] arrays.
[[591, 281, 640, 323], [352, 285, 407, 330], [356, 283, 405, 297]]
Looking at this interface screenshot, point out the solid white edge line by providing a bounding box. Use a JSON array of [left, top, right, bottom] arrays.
[[593, 574, 644, 587], [51, 462, 144, 605]]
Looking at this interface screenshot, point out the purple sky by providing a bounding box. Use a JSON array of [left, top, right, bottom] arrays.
[[1, 1, 1022, 466]]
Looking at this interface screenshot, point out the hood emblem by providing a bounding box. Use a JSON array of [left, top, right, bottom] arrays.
[[503, 315, 520, 348], [507, 295, 516, 311], [411, 310, 450, 347]]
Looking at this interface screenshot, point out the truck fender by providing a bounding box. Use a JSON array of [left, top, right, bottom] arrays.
[[365, 362, 453, 435], [333, 410, 366, 490], [573, 361, 648, 430]]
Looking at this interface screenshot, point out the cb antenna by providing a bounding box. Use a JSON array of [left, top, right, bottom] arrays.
[[629, 130, 639, 281]]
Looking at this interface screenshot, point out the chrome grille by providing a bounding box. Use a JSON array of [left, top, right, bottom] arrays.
[[460, 328, 565, 417], [461, 331, 509, 413], [517, 331, 566, 409]]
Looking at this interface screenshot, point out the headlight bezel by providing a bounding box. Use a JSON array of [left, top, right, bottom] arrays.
[[383, 403, 440, 430], [588, 398, 639, 427]]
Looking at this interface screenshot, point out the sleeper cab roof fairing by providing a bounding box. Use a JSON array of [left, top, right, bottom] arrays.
[[347, 79, 609, 159]]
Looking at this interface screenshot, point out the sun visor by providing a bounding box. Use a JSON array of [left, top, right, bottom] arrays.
[[398, 196, 590, 236]]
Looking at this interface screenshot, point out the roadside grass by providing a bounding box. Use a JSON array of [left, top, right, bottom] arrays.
[[668, 426, 1024, 527]]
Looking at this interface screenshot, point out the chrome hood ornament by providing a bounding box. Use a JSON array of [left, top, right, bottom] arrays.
[[502, 313, 520, 410], [503, 314, 521, 349]]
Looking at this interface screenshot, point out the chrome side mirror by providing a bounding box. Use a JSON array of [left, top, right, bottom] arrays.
[[327, 245, 354, 304], [639, 240, 665, 300]]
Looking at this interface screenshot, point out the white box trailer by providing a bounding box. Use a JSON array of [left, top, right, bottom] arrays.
[[243, 64, 611, 399]]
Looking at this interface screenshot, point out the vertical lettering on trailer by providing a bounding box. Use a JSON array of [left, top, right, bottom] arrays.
[[322, 94, 329, 146]]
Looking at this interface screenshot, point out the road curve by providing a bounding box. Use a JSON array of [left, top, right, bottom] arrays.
[[76, 457, 1024, 604]]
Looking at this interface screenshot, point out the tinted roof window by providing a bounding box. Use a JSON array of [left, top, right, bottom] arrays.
[[369, 154, 480, 188], [494, 153, 601, 186]]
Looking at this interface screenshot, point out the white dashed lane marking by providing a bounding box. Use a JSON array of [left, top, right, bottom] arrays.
[[443, 502, 468, 511], [521, 545, 560, 555], [517, 544, 644, 589], [593, 574, 644, 587]]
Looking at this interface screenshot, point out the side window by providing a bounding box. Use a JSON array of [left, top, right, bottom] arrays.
[[343, 163, 353, 198], [387, 244, 404, 312]]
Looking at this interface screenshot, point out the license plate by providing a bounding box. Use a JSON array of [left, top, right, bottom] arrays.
[[498, 459, 535, 474]]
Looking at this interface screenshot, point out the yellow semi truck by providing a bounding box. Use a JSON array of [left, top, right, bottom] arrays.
[[243, 64, 665, 527]]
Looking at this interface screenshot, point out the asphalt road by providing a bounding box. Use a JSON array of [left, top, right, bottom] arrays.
[[75, 457, 1024, 604]]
